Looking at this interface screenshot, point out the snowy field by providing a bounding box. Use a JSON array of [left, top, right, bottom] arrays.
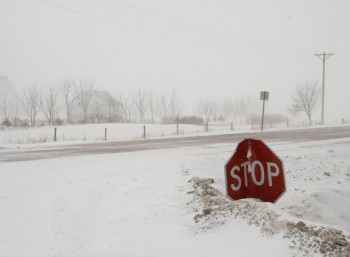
[[1, 133, 350, 256], [0, 121, 311, 148], [0, 123, 233, 145]]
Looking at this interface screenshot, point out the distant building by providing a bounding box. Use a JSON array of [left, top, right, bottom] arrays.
[[0, 76, 17, 100], [73, 90, 121, 123], [0, 76, 20, 125]]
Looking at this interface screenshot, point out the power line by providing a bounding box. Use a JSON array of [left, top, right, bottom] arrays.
[[34, 0, 241, 52], [34, 0, 312, 62], [85, 0, 244, 45], [109, 0, 312, 54], [85, 0, 309, 55], [314, 52, 334, 124]]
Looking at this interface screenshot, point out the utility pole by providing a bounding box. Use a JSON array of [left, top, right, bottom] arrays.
[[314, 52, 334, 125]]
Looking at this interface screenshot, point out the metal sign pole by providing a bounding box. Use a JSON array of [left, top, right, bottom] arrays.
[[261, 97, 265, 132], [260, 91, 269, 132]]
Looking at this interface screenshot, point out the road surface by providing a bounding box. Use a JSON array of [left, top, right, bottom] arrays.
[[1, 126, 350, 162]]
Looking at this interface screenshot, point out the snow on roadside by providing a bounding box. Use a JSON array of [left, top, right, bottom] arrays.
[[188, 177, 349, 256], [184, 139, 350, 256], [0, 137, 350, 256], [0, 123, 234, 148], [1, 122, 347, 150], [275, 138, 350, 231]]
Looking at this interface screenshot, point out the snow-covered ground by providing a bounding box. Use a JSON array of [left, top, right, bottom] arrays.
[[0, 122, 345, 150], [0, 121, 317, 148], [0, 123, 231, 145], [0, 134, 350, 256]]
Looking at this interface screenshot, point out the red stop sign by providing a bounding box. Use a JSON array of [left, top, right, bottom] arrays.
[[225, 139, 286, 203]]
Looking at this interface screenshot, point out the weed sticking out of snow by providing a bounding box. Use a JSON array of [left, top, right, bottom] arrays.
[[187, 177, 350, 257]]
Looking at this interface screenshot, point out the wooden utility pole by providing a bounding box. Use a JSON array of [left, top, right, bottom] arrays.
[[314, 52, 334, 124]]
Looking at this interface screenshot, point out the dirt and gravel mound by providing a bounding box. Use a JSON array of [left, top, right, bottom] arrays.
[[187, 177, 350, 257]]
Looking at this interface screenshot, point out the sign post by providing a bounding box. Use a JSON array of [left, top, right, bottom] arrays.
[[225, 138, 286, 203], [260, 91, 269, 132]]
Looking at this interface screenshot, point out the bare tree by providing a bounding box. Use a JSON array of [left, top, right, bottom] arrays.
[[39, 85, 60, 125], [202, 102, 214, 122], [61, 78, 76, 124], [75, 79, 95, 123], [22, 85, 40, 126], [1, 91, 11, 122], [235, 97, 248, 125], [291, 81, 320, 125], [11, 97, 20, 127], [287, 103, 302, 120], [148, 90, 155, 123], [229, 99, 240, 124], [245, 96, 260, 129], [117, 90, 134, 122], [211, 102, 219, 122], [106, 95, 120, 122], [220, 100, 233, 123], [169, 89, 180, 123], [194, 99, 203, 118], [133, 89, 148, 122], [157, 93, 169, 123]]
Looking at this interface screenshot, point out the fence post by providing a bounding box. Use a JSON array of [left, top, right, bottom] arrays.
[[104, 127, 107, 141], [177, 124, 179, 135], [231, 122, 233, 131], [54, 127, 57, 142], [205, 122, 208, 132], [143, 125, 146, 139]]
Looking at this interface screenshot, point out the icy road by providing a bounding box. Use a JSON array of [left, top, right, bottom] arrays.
[[1, 125, 350, 162]]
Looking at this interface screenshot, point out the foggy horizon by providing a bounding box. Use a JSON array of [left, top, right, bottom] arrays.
[[1, 0, 350, 122]]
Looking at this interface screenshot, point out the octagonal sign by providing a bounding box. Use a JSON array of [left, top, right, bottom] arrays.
[[225, 139, 286, 203]]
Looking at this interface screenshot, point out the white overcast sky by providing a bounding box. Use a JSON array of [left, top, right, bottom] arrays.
[[1, 0, 350, 122]]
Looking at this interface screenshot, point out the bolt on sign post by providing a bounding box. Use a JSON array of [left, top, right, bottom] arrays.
[[225, 138, 286, 203], [260, 91, 269, 132]]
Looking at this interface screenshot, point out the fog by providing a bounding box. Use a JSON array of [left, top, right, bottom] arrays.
[[1, 0, 350, 123]]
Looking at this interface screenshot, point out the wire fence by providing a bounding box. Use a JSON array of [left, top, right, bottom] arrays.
[[0, 120, 330, 145], [0, 123, 207, 144]]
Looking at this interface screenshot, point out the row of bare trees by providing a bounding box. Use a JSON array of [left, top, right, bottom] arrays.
[[195, 96, 262, 128], [195, 81, 321, 127], [1, 78, 99, 127], [0, 79, 183, 127], [18, 79, 96, 126], [1, 78, 321, 128], [116, 89, 180, 124]]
